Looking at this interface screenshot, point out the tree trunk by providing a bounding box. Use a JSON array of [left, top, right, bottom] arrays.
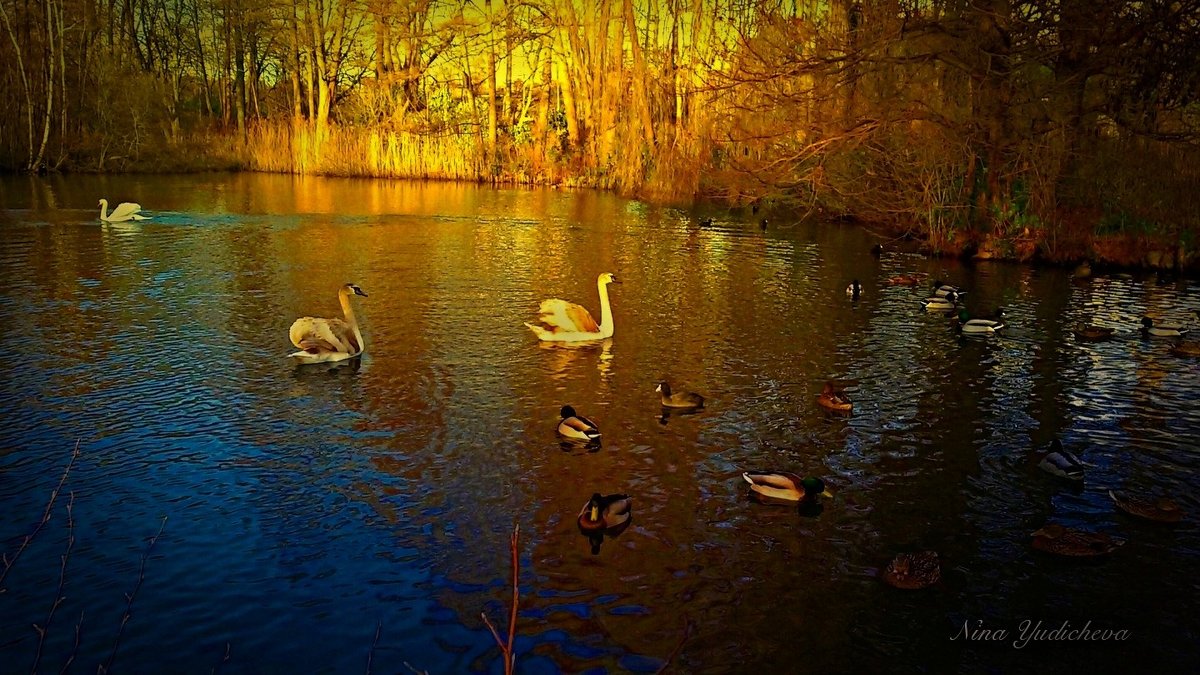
[[290, 0, 303, 121], [486, 1, 498, 160], [558, 56, 579, 152], [535, 45, 552, 153], [235, 6, 246, 140], [623, 0, 655, 150]]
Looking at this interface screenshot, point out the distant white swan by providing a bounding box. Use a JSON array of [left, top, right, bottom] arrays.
[[525, 273, 618, 342], [98, 199, 150, 222], [289, 283, 368, 363]]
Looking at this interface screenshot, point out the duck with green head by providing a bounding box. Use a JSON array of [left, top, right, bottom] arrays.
[[577, 493, 632, 532], [558, 405, 601, 442], [931, 280, 966, 298], [1038, 439, 1087, 481], [577, 493, 633, 554], [921, 289, 959, 312], [1141, 316, 1190, 338], [958, 308, 1005, 334], [742, 472, 833, 504]]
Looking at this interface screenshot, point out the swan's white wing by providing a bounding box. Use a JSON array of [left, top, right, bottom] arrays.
[[537, 298, 599, 333], [290, 317, 355, 353], [109, 202, 142, 221]]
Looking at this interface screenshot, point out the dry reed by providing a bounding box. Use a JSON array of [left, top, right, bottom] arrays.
[[481, 523, 520, 675]]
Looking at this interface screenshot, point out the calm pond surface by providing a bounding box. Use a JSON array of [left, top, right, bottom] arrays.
[[1, 173, 1198, 673]]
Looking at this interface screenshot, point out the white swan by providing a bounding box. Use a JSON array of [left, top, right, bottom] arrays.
[[525, 273, 618, 342], [289, 283, 368, 363], [98, 199, 150, 222]]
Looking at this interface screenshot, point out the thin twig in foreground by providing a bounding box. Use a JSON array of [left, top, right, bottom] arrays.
[[31, 491, 75, 674], [365, 620, 381, 675], [0, 440, 80, 592], [59, 609, 83, 675], [655, 616, 694, 674], [98, 515, 168, 675], [481, 523, 520, 675], [210, 642, 230, 675]]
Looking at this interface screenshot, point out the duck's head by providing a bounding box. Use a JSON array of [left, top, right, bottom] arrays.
[[561, 405, 577, 419], [599, 272, 619, 285], [585, 493, 604, 521], [958, 308, 971, 322], [341, 283, 368, 297], [1141, 316, 1154, 328], [932, 279, 945, 289], [655, 381, 670, 395], [1049, 438, 1063, 453], [802, 477, 833, 500]]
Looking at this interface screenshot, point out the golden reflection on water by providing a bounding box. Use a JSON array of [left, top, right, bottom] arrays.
[[1, 173, 1199, 672]]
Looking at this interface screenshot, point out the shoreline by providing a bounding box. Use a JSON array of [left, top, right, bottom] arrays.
[[6, 164, 1195, 276]]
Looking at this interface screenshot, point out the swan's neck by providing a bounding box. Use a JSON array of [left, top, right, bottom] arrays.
[[597, 280, 613, 337], [99, 200, 108, 220], [339, 290, 365, 353]]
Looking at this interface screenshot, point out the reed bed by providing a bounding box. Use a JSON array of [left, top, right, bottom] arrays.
[[246, 123, 487, 181]]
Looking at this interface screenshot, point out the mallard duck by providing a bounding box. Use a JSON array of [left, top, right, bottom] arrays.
[[1140, 316, 1189, 338], [1170, 341, 1200, 357], [577, 493, 632, 532], [882, 551, 940, 590], [289, 283, 369, 363], [883, 274, 922, 287], [1031, 524, 1123, 557], [846, 279, 863, 300], [817, 381, 852, 412], [958, 308, 1005, 334], [1037, 439, 1086, 481], [1073, 261, 1092, 278], [1109, 490, 1185, 523], [698, 217, 714, 226], [656, 381, 705, 408], [921, 290, 958, 312], [98, 198, 150, 222], [742, 472, 833, 503], [1073, 325, 1114, 341], [931, 280, 966, 298], [525, 273, 619, 342], [557, 405, 600, 441]]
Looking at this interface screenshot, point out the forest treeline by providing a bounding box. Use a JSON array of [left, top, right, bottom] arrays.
[[2, 0, 1199, 265]]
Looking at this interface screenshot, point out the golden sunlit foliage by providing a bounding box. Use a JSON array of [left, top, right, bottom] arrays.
[[2, 0, 1199, 264]]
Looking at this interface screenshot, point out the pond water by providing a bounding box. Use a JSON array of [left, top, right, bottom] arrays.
[[1, 173, 1198, 673]]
